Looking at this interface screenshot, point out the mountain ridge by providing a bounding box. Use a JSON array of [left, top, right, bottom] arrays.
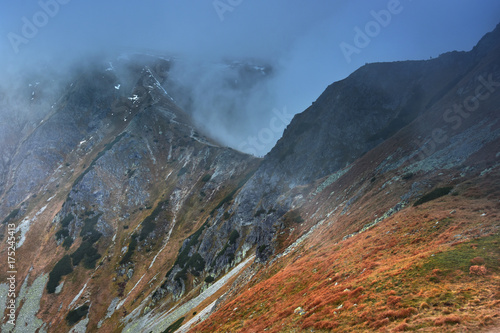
[[0, 23, 499, 332]]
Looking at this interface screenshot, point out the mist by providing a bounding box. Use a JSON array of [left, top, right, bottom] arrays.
[[1, 0, 500, 155]]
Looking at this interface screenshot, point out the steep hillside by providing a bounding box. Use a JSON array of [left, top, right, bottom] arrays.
[[0, 23, 499, 333], [0, 56, 260, 332], [187, 24, 500, 332]]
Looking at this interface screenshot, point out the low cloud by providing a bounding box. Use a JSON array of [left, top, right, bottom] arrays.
[[1, 0, 499, 155]]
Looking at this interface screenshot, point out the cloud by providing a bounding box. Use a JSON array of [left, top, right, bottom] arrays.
[[1, 0, 499, 155]]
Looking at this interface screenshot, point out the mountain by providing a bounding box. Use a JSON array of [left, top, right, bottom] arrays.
[[0, 24, 499, 332]]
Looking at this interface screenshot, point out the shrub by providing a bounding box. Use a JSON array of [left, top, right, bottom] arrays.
[[187, 252, 205, 275], [60, 214, 74, 228], [470, 257, 485, 265], [387, 296, 402, 307], [56, 228, 69, 240], [47, 255, 73, 293], [172, 223, 207, 271], [393, 322, 410, 331], [402, 172, 414, 180], [71, 241, 101, 269], [368, 318, 390, 329], [201, 174, 212, 182], [434, 315, 461, 326], [419, 302, 430, 310], [254, 209, 266, 217], [62, 236, 73, 250], [413, 187, 453, 206], [120, 235, 138, 265], [469, 265, 487, 276], [3, 208, 20, 224], [284, 210, 304, 224], [205, 276, 215, 283], [228, 230, 240, 245], [139, 201, 167, 241], [66, 304, 89, 325], [177, 167, 188, 177]]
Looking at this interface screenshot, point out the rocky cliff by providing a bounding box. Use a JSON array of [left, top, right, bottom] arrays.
[[0, 23, 499, 333]]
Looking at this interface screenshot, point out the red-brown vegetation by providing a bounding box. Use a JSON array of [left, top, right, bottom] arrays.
[[191, 170, 500, 332], [469, 265, 488, 276], [434, 314, 461, 326]]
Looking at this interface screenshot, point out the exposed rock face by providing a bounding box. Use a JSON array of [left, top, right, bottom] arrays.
[[0, 24, 498, 333], [173, 23, 500, 281]]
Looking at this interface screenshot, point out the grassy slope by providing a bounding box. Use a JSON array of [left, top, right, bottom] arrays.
[[192, 169, 500, 332]]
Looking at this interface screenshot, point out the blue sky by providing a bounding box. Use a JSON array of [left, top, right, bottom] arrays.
[[1, 0, 499, 154]]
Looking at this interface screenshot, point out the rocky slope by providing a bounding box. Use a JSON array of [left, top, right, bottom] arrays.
[[0, 23, 499, 333]]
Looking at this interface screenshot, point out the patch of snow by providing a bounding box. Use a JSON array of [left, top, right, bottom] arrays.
[[125, 255, 255, 333], [115, 84, 121, 90], [146, 142, 156, 164], [128, 95, 139, 102], [106, 62, 115, 71], [116, 274, 146, 310], [68, 280, 89, 309], [177, 299, 218, 333], [145, 67, 174, 101], [16, 205, 47, 248]]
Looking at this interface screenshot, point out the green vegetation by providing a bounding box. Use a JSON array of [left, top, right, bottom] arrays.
[[162, 317, 185, 333], [120, 234, 138, 265], [126, 168, 136, 178], [414, 186, 453, 206], [210, 169, 257, 215], [66, 304, 89, 325], [80, 214, 102, 240], [60, 214, 74, 228], [405, 234, 499, 283], [254, 209, 266, 217], [283, 209, 304, 224], [215, 230, 240, 263], [56, 228, 70, 240], [211, 189, 237, 215], [204, 275, 215, 283], [172, 222, 208, 271], [402, 172, 414, 180], [71, 241, 101, 269], [229, 230, 240, 244], [173, 252, 206, 281], [62, 236, 73, 249], [177, 167, 188, 177], [186, 253, 205, 276], [223, 211, 231, 220], [202, 174, 212, 182], [139, 200, 167, 240], [422, 235, 499, 275], [169, 222, 210, 281], [47, 255, 73, 293], [3, 208, 20, 224]]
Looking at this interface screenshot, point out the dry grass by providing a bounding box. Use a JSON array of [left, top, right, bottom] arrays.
[[192, 170, 500, 332]]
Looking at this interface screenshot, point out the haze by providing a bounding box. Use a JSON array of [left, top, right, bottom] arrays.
[[1, 0, 499, 155]]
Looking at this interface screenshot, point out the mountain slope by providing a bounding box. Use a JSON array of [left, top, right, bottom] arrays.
[[187, 24, 500, 332], [0, 24, 499, 333]]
